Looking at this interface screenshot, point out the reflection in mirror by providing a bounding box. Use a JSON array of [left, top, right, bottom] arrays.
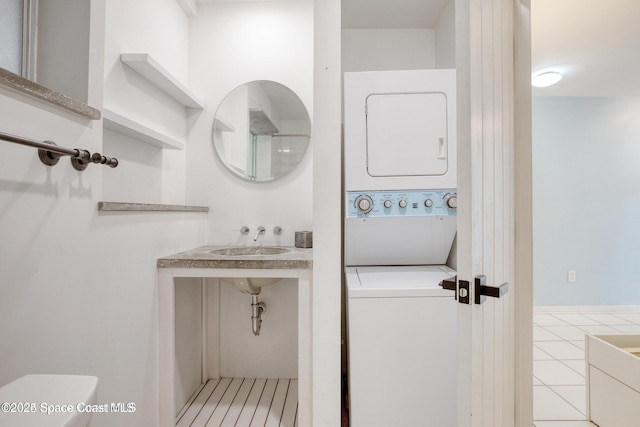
[[212, 81, 311, 182]]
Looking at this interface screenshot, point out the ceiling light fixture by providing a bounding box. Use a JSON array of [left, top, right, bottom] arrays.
[[532, 71, 563, 88]]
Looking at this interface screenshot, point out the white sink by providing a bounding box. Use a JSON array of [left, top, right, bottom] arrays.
[[210, 247, 290, 293], [227, 277, 280, 294]]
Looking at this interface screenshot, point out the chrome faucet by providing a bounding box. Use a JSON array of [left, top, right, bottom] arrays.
[[254, 226, 266, 241]]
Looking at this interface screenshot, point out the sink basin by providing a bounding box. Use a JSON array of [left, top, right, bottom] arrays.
[[228, 277, 281, 294], [210, 246, 291, 256], [210, 247, 291, 293]]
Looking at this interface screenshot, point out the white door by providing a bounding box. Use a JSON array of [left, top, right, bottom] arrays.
[[456, 0, 532, 426]]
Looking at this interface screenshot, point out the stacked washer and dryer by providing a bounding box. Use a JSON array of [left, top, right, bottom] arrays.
[[344, 69, 458, 427]]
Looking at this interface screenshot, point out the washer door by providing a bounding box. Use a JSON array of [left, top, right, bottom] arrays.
[[345, 266, 458, 427]]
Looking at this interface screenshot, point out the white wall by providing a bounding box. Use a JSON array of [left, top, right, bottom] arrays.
[[533, 96, 640, 306], [342, 28, 436, 72], [103, 0, 191, 204], [0, 2, 208, 427], [187, 1, 314, 246], [435, 0, 456, 69], [342, 0, 455, 73], [218, 280, 298, 378], [185, 0, 313, 392], [174, 278, 203, 414]]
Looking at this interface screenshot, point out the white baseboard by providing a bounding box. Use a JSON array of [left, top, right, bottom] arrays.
[[534, 305, 640, 314]]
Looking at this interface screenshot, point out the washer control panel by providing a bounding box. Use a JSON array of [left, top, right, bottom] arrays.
[[347, 189, 457, 218]]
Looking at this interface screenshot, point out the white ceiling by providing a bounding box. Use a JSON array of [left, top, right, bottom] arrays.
[[195, 0, 640, 97], [532, 0, 640, 97], [342, 0, 640, 96], [195, 0, 449, 28]]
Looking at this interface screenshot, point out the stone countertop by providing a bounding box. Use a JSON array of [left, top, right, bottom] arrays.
[[157, 245, 313, 270]]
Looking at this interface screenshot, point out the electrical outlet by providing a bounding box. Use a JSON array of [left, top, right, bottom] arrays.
[[567, 270, 576, 283]]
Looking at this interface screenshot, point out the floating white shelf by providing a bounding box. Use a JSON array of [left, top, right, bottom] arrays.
[[213, 116, 235, 132], [103, 108, 184, 150], [249, 108, 279, 135], [120, 53, 204, 109]]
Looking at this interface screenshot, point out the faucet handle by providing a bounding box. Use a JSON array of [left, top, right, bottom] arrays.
[[273, 226, 283, 235], [240, 226, 250, 235]]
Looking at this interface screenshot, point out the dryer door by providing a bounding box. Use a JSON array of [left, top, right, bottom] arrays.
[[344, 69, 457, 191], [366, 92, 449, 177]]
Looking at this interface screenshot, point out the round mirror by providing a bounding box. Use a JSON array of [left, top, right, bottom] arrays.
[[212, 81, 311, 182]]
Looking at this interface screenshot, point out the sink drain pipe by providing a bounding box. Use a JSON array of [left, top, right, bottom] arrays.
[[251, 293, 267, 335]]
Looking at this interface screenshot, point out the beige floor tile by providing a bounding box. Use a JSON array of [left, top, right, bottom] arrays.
[[533, 386, 584, 421], [613, 313, 640, 324], [533, 308, 638, 426], [552, 314, 601, 326], [534, 314, 569, 326], [569, 340, 585, 350], [611, 324, 640, 334], [535, 341, 584, 361], [534, 326, 564, 342], [578, 325, 624, 335], [561, 360, 586, 377], [583, 313, 632, 325], [534, 360, 585, 386], [544, 326, 587, 341], [550, 385, 587, 415], [533, 345, 555, 361]]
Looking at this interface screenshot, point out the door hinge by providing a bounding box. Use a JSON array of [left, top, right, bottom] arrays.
[[440, 275, 509, 305]]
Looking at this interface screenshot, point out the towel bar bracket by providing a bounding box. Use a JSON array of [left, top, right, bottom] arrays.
[[1, 132, 118, 171], [37, 141, 63, 166]]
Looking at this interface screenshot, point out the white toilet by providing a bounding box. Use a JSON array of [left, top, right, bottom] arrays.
[[0, 374, 98, 427]]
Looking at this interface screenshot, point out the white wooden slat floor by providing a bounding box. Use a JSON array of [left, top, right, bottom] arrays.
[[176, 378, 298, 427]]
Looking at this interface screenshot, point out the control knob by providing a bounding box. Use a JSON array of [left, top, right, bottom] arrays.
[[445, 194, 458, 209], [354, 195, 374, 214], [399, 199, 407, 208], [424, 199, 433, 208], [383, 200, 392, 209]]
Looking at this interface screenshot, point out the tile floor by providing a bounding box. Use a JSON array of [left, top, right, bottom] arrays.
[[533, 308, 640, 427]]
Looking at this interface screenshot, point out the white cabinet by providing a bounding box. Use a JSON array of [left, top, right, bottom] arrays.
[[586, 335, 640, 427]]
